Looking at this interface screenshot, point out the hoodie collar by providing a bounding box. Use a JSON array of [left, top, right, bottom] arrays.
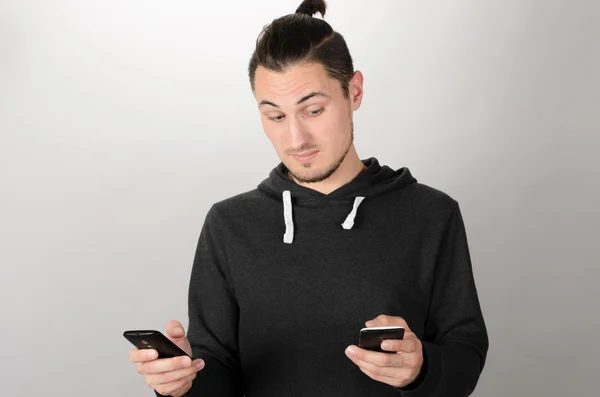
[[258, 157, 417, 244], [258, 157, 417, 202]]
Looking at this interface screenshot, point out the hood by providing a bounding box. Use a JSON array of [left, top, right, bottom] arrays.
[[257, 157, 417, 244]]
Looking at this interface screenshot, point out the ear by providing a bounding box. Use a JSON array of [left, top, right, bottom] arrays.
[[348, 70, 364, 111]]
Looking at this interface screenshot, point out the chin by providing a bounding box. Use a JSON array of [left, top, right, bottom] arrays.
[[292, 167, 323, 182], [288, 159, 341, 184]]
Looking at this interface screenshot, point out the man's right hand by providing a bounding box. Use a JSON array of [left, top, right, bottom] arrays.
[[128, 320, 205, 397]]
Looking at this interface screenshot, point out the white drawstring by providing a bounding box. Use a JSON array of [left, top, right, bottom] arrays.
[[283, 190, 294, 244], [342, 196, 365, 230], [282, 192, 365, 243]]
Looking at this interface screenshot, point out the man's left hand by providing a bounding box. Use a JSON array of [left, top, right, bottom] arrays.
[[345, 314, 424, 388]]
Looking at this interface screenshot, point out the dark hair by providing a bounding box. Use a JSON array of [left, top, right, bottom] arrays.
[[248, 0, 355, 98]]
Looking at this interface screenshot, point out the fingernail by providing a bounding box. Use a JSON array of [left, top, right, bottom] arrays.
[[196, 360, 204, 369], [346, 346, 356, 355], [382, 341, 391, 350], [181, 357, 191, 367], [147, 350, 157, 359]]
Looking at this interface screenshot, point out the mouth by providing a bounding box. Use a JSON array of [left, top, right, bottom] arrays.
[[292, 150, 319, 163]]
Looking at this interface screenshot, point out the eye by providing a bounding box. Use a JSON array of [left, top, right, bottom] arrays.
[[267, 114, 285, 122], [307, 108, 324, 116]]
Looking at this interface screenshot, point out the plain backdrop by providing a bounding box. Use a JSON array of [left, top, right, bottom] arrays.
[[1, 0, 599, 395]]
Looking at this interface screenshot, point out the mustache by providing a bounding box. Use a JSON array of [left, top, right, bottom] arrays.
[[286, 145, 319, 155]]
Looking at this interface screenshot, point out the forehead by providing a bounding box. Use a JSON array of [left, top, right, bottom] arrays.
[[254, 62, 335, 103]]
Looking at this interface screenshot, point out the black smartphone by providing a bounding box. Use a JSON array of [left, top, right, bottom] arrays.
[[123, 330, 191, 359], [358, 326, 405, 352]]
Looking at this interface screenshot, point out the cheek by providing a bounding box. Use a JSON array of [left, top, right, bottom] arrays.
[[263, 125, 286, 151], [261, 119, 277, 141], [319, 111, 351, 143]]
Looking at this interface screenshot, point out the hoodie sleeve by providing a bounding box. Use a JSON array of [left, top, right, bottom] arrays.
[[396, 201, 489, 397], [155, 205, 244, 397]]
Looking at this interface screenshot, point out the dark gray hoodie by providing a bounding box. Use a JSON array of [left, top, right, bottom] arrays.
[[160, 157, 488, 397]]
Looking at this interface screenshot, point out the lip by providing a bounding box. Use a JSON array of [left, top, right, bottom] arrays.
[[292, 150, 319, 163]]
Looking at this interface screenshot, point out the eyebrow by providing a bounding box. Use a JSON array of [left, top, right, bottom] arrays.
[[259, 91, 330, 108]]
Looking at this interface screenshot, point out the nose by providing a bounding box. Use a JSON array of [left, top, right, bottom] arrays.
[[288, 115, 310, 148]]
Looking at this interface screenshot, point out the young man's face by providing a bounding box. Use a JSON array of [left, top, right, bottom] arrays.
[[253, 62, 363, 183]]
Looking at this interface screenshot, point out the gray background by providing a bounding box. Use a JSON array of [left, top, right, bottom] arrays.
[[1, 0, 598, 395]]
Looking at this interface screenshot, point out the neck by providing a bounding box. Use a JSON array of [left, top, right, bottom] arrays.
[[289, 145, 366, 195]]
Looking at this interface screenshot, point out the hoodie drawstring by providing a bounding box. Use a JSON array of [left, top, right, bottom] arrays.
[[282, 191, 365, 244], [283, 190, 294, 244], [341, 196, 365, 230]]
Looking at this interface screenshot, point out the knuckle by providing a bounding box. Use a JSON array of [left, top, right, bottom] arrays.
[[162, 372, 176, 384], [376, 314, 388, 323], [360, 366, 371, 377], [408, 353, 419, 365], [413, 355, 423, 367], [144, 361, 154, 374], [401, 357, 411, 367], [145, 376, 153, 387], [129, 349, 141, 363], [365, 361, 379, 374], [171, 357, 183, 369], [183, 373, 196, 384], [381, 355, 392, 366]]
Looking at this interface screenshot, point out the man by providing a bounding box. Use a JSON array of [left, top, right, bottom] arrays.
[[128, 1, 489, 396]]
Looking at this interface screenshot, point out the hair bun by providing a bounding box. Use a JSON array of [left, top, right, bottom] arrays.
[[295, 0, 327, 17]]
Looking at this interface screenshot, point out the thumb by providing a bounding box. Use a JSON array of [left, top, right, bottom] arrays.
[[165, 320, 192, 357], [365, 314, 387, 327], [366, 315, 410, 330], [166, 320, 186, 340], [365, 319, 381, 327]]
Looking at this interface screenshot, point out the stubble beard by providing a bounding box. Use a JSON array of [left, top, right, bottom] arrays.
[[288, 121, 354, 184]]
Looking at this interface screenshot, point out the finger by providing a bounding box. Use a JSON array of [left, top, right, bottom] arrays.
[[359, 365, 405, 388], [147, 359, 204, 386], [401, 337, 420, 353], [381, 337, 419, 353], [400, 351, 423, 368], [138, 357, 203, 376], [143, 355, 194, 375], [346, 345, 404, 368], [129, 348, 158, 363], [154, 361, 204, 386], [154, 372, 197, 396], [380, 339, 404, 352], [346, 353, 404, 378]]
